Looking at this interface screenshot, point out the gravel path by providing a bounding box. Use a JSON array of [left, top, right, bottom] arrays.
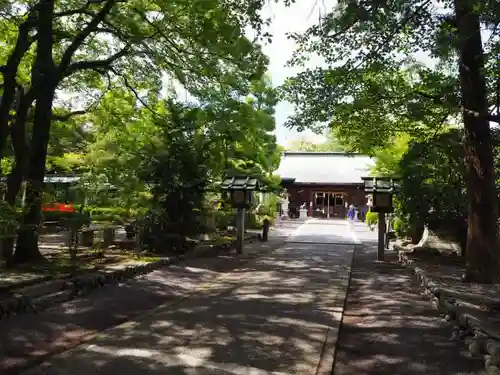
[[0, 237, 287, 375], [332, 243, 485, 375]]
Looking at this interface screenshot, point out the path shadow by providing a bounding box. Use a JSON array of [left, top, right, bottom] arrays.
[[23, 243, 353, 374], [333, 243, 484, 375], [0, 240, 289, 374]]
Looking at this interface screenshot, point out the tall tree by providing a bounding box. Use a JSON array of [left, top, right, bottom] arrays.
[[281, 0, 500, 282], [1, 0, 273, 264], [287, 132, 347, 152], [85, 76, 281, 206], [198, 75, 280, 181]]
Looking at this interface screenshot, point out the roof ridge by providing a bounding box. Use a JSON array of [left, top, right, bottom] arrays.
[[282, 151, 370, 157], [276, 151, 375, 184]]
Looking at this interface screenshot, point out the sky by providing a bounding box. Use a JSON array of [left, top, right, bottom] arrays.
[[256, 0, 335, 147], [161, 0, 332, 147], [257, 1, 446, 147]]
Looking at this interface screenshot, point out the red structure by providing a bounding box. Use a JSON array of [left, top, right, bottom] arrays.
[[276, 152, 374, 219], [42, 202, 76, 212]]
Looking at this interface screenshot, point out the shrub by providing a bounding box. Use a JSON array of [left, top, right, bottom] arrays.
[[246, 213, 276, 229], [258, 214, 274, 227], [246, 212, 259, 229], [42, 211, 90, 226], [215, 209, 236, 230], [365, 211, 378, 229], [214, 210, 274, 230], [398, 130, 467, 234], [392, 217, 409, 238], [84, 206, 132, 224], [87, 206, 129, 217], [0, 202, 19, 237]]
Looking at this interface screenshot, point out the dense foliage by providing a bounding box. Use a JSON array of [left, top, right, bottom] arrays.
[[0, 0, 283, 265], [397, 130, 467, 243], [281, 0, 500, 282], [286, 132, 348, 152], [387, 128, 500, 248]]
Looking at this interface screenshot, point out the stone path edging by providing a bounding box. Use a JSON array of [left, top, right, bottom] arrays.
[[0, 234, 260, 320], [398, 249, 500, 375], [316, 243, 356, 375]]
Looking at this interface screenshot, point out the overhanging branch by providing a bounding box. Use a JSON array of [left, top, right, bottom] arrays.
[[415, 90, 500, 123], [489, 114, 500, 123], [54, 1, 94, 18], [58, 0, 118, 73], [54, 71, 113, 121], [51, 110, 87, 121], [63, 45, 130, 76], [109, 67, 164, 118]]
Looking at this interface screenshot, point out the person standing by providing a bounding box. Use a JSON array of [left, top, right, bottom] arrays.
[[347, 204, 355, 222]]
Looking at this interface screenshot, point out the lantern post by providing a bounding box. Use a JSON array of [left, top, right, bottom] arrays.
[[361, 177, 401, 260], [221, 176, 260, 254]]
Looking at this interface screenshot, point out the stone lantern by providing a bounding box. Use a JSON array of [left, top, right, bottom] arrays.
[[221, 176, 260, 253], [361, 176, 401, 260]]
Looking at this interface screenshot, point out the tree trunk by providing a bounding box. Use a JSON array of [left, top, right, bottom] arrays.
[[1, 165, 24, 265], [455, 0, 499, 283], [1, 87, 32, 265], [7, 86, 32, 206], [12, 0, 56, 265], [0, 20, 33, 177], [14, 87, 56, 263]]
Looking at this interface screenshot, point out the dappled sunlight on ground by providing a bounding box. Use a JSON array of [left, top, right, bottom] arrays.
[[0, 241, 289, 375], [23, 240, 353, 375], [333, 243, 484, 375]]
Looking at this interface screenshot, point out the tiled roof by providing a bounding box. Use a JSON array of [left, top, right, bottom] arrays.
[[275, 152, 374, 184]]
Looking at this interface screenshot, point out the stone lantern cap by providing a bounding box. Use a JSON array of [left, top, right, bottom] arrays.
[[361, 176, 401, 193], [221, 176, 260, 191]]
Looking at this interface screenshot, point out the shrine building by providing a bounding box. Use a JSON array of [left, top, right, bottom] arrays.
[[275, 151, 375, 218]]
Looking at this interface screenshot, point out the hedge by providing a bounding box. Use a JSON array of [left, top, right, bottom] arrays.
[[214, 210, 274, 230]]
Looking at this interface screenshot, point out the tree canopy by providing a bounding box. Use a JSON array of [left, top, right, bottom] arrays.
[[286, 131, 347, 152], [281, 0, 500, 282], [0, 0, 283, 265]]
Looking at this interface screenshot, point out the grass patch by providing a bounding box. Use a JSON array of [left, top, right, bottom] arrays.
[[215, 235, 234, 244], [12, 259, 96, 277], [3, 248, 157, 279], [135, 255, 162, 263]]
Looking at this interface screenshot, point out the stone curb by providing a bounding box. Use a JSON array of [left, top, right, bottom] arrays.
[[398, 250, 500, 375], [317, 243, 357, 375], [0, 275, 53, 294], [0, 233, 260, 320]]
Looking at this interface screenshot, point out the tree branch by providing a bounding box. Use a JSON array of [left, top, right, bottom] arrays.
[[54, 2, 94, 18], [346, 0, 433, 71], [63, 45, 130, 76], [109, 67, 164, 118], [54, 71, 113, 121], [58, 0, 117, 73], [0, 14, 36, 163], [51, 110, 87, 121], [414, 90, 446, 104], [132, 8, 240, 70], [489, 114, 500, 123], [415, 90, 500, 123]]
